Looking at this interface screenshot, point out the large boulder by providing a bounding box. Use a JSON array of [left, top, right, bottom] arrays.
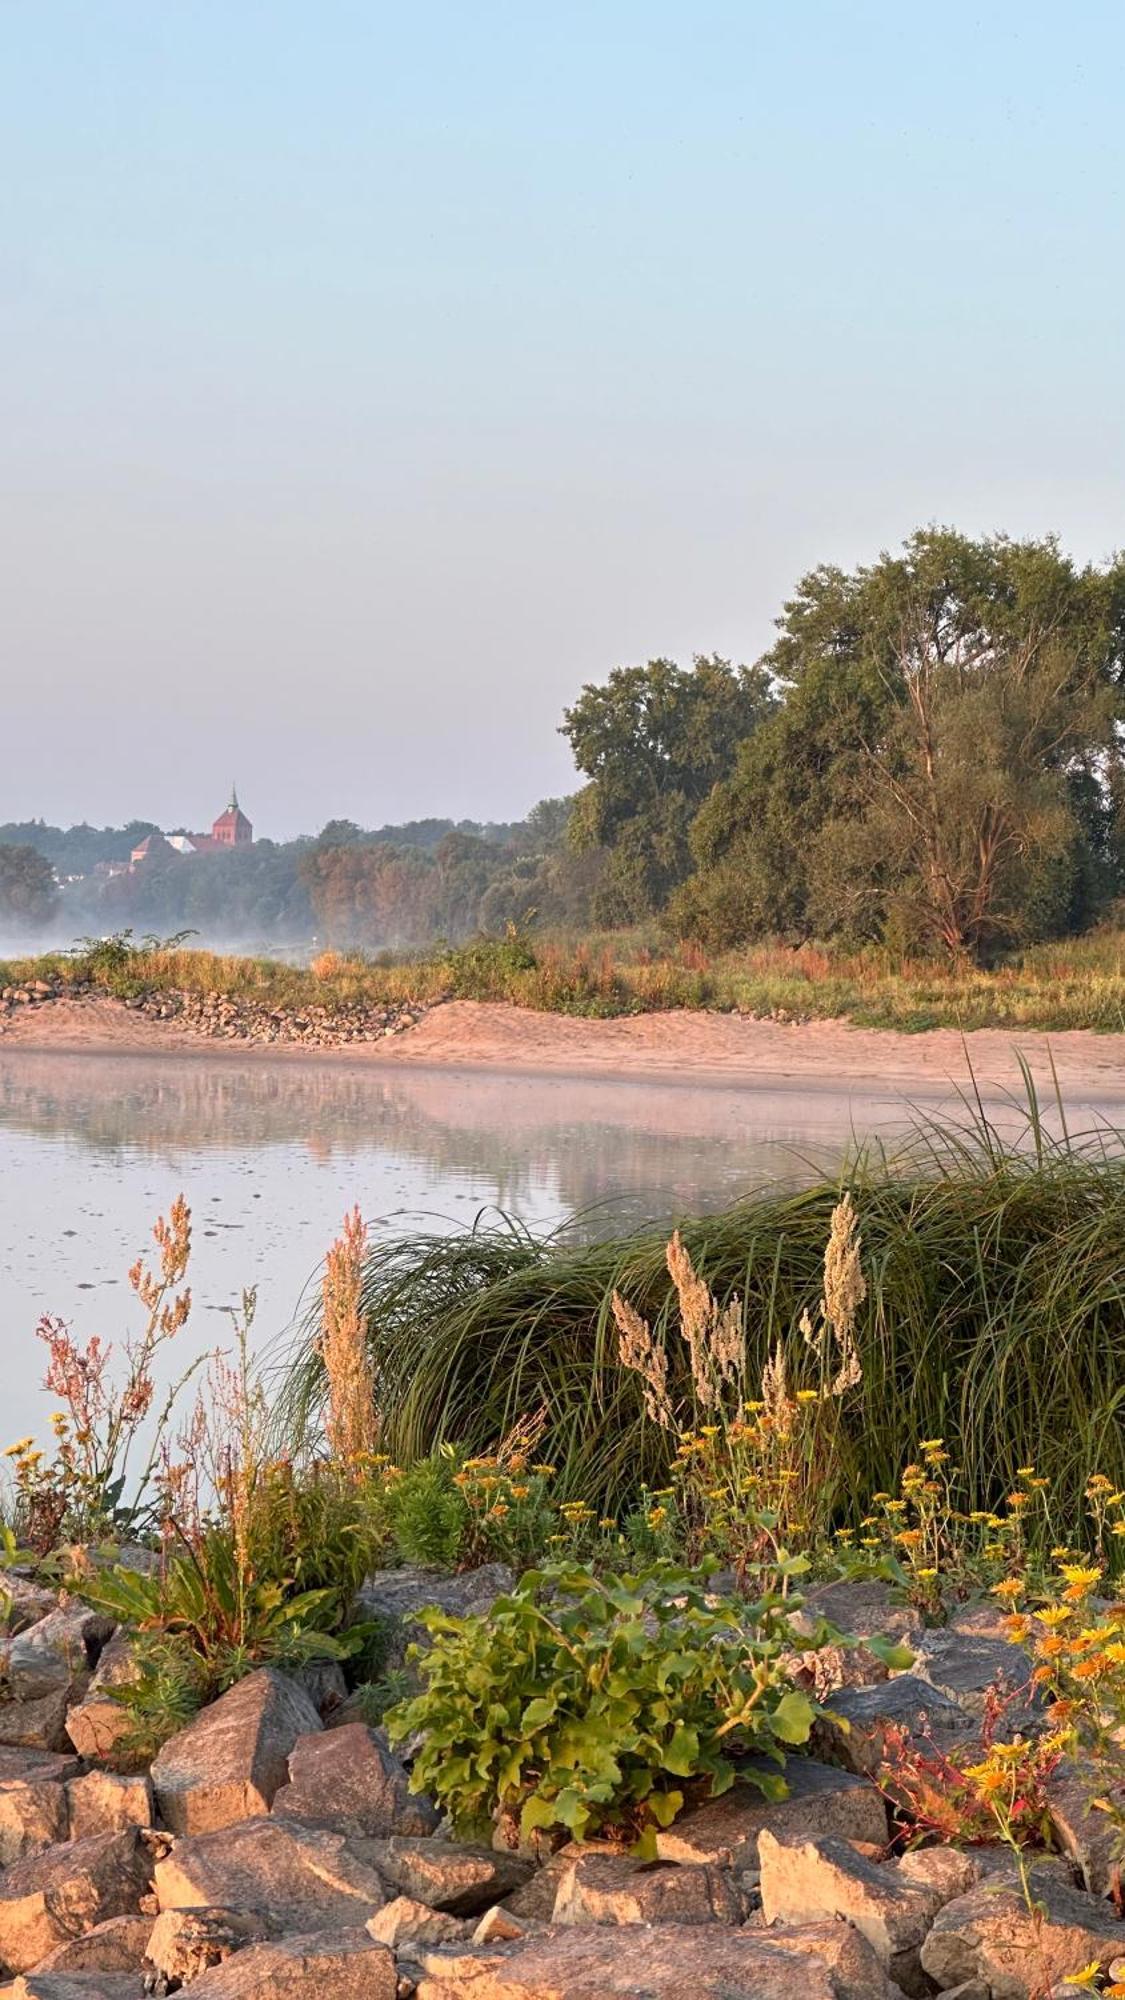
[[409, 1925, 863, 1997], [4, 1609, 115, 1705], [355, 1836, 530, 1917], [758, 1829, 955, 1993], [181, 1932, 396, 1999], [552, 1850, 742, 1926], [153, 1818, 389, 1932], [353, 1566, 514, 1673], [271, 1724, 438, 1838], [0, 1828, 153, 1976], [655, 1757, 887, 1870], [920, 1860, 1125, 1999], [150, 1669, 322, 1835]]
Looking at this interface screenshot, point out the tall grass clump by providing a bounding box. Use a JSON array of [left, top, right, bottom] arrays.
[[280, 1105, 1125, 1532]]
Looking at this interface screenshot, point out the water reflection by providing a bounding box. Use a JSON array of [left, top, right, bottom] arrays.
[[0, 1048, 1117, 1443]]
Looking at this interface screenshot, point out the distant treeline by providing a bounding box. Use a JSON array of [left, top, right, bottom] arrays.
[[4, 528, 1125, 962]]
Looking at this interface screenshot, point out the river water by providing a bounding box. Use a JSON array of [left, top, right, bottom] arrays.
[[1, 1047, 1118, 1446]]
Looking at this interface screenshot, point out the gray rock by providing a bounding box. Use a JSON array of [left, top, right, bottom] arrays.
[[181, 1931, 396, 1999], [0, 1765, 68, 1865], [812, 1674, 970, 1777], [150, 1668, 322, 1835], [552, 1850, 743, 1926], [0, 1689, 79, 1755], [742, 1920, 906, 2000], [271, 1724, 438, 1838], [912, 1627, 1035, 1719], [33, 1913, 154, 1976], [289, 1659, 349, 1720], [365, 1897, 468, 1948], [759, 1829, 952, 1993], [65, 1635, 144, 1763], [4, 1608, 115, 1704], [920, 1861, 1125, 2000], [356, 1836, 531, 1917], [0, 1976, 145, 1999], [144, 1906, 279, 1991], [0, 1828, 153, 1976], [66, 1769, 152, 1841], [1045, 1755, 1125, 1897], [354, 1566, 513, 1672], [154, 1818, 389, 1932], [0, 1579, 60, 1636], [655, 1756, 887, 1869], [410, 1924, 858, 1997]]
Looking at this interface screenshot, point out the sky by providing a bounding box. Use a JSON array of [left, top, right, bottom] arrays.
[[2, 2, 1123, 840]]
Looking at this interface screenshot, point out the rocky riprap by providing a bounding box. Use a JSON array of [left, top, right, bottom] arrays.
[[0, 1569, 1122, 1999], [0, 976, 428, 1049]]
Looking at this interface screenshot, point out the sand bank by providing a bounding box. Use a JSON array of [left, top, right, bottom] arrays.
[[1, 993, 1122, 1103]]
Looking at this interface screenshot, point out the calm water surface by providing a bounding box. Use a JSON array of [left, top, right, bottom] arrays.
[[0, 1048, 1113, 1443]]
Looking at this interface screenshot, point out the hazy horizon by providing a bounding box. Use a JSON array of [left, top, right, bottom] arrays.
[[4, 2, 1124, 840]]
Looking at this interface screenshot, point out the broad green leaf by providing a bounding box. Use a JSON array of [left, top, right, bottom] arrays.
[[770, 1690, 816, 1745]]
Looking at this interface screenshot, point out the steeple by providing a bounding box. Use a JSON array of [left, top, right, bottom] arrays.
[[229, 782, 240, 812]]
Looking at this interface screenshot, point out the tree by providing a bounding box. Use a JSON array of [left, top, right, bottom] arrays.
[[0, 842, 58, 929], [562, 655, 776, 922], [677, 531, 1125, 958]]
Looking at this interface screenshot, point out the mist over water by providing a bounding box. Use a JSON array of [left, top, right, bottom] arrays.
[[3, 1046, 1117, 1451]]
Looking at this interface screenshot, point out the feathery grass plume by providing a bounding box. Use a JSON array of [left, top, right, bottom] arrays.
[[801, 1192, 865, 1398], [612, 1290, 674, 1431], [320, 1207, 379, 1465], [665, 1228, 744, 1411]]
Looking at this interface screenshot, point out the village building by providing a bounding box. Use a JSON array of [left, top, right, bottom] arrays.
[[129, 789, 253, 869]]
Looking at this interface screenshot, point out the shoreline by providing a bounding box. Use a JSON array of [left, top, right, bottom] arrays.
[[1, 992, 1124, 1104]]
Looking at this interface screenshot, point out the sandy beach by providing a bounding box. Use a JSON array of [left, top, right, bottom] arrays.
[[1, 992, 1122, 1103]]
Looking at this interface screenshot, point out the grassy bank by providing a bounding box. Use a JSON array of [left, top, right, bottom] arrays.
[[280, 1114, 1125, 1531], [3, 922, 1125, 1030]]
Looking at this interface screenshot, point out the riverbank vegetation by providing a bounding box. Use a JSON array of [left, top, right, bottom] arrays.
[[3, 918, 1125, 1031], [280, 1120, 1125, 1533], [5, 1144, 1125, 1951], [5, 529, 1125, 980]]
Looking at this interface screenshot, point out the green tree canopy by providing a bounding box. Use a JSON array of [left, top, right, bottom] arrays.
[[676, 530, 1125, 958], [562, 654, 776, 922]]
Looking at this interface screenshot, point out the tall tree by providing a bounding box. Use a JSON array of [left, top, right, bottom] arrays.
[[678, 531, 1125, 958]]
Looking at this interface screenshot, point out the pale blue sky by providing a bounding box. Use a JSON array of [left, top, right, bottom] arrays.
[[2, 2, 1122, 836]]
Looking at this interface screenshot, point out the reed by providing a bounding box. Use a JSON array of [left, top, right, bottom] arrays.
[[278, 1098, 1125, 1530], [4, 921, 1125, 1031]]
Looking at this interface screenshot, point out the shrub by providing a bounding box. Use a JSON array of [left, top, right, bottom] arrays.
[[386, 1557, 825, 1853]]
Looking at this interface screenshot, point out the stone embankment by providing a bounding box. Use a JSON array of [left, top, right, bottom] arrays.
[[0, 1565, 1121, 1997], [0, 976, 427, 1050]]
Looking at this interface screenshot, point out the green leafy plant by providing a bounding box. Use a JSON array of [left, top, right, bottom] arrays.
[[387, 1557, 826, 1854], [388, 1450, 468, 1568]]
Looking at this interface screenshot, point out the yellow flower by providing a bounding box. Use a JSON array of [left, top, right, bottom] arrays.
[[1059, 1565, 1102, 1591], [990, 1578, 1023, 1602], [919, 1438, 944, 1453]]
